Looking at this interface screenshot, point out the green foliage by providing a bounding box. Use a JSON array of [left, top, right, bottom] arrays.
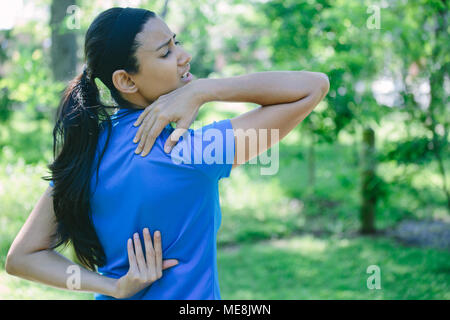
[[0, 30, 14, 123], [0, 46, 63, 121], [0, 87, 14, 123], [380, 137, 437, 165]]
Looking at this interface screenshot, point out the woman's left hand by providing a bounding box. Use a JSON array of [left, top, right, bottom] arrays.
[[132, 80, 203, 157], [113, 228, 179, 299]]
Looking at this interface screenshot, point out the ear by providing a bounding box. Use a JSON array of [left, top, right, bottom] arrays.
[[112, 70, 138, 94]]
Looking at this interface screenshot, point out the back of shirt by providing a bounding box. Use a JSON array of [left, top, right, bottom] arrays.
[[89, 108, 235, 299]]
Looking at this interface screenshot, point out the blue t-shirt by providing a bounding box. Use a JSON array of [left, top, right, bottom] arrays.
[[50, 108, 235, 299]]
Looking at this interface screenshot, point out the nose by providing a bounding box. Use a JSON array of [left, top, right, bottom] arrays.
[[178, 48, 192, 66]]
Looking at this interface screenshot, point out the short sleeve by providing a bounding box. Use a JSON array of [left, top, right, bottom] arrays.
[[49, 180, 54, 187], [169, 119, 235, 181]]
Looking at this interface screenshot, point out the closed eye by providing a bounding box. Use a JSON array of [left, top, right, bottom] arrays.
[[162, 40, 182, 58]]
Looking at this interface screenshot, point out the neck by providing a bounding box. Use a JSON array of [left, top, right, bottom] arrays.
[[122, 92, 152, 109]]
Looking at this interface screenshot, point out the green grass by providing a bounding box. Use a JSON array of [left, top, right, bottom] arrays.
[[1, 235, 448, 299], [218, 235, 450, 300]]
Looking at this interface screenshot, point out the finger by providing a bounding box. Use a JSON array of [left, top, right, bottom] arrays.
[[127, 238, 138, 273], [153, 230, 162, 278], [141, 118, 169, 157], [134, 112, 156, 146], [143, 228, 157, 280], [162, 259, 179, 270], [164, 127, 188, 153], [135, 113, 157, 154], [133, 232, 147, 274], [133, 104, 153, 127]]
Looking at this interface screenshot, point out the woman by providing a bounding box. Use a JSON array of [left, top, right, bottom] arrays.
[[5, 7, 329, 299]]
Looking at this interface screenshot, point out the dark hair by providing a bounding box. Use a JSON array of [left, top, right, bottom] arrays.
[[45, 8, 155, 270]]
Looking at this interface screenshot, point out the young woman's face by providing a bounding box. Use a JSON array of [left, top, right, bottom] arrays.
[[131, 16, 192, 104]]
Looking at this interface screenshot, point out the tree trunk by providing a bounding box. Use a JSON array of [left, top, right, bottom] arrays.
[[360, 127, 377, 234], [307, 131, 316, 193], [160, 0, 170, 19], [428, 4, 450, 211], [50, 0, 78, 81]]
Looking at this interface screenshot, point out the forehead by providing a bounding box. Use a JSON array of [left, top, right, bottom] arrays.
[[135, 17, 173, 52]]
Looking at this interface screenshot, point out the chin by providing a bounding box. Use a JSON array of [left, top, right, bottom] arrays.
[[177, 80, 189, 88]]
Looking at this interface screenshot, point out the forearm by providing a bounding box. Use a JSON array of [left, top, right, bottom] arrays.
[[6, 249, 116, 297], [195, 71, 329, 106]]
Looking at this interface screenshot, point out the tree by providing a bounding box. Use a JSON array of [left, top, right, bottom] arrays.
[[383, 0, 449, 210], [50, 0, 78, 81]]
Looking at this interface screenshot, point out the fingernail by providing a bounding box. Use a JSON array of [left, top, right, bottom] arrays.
[[144, 228, 149, 234], [156, 230, 160, 237], [164, 146, 170, 153], [133, 138, 137, 143], [134, 233, 138, 238]]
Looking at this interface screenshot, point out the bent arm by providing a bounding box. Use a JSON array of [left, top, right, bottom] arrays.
[[194, 71, 330, 168], [5, 186, 116, 297]]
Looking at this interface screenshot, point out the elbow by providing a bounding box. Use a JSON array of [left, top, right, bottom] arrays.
[[316, 72, 330, 96], [5, 251, 20, 276], [5, 248, 27, 276]]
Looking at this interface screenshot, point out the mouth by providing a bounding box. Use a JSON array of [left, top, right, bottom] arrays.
[[180, 65, 190, 79], [180, 65, 192, 82], [180, 72, 193, 82]]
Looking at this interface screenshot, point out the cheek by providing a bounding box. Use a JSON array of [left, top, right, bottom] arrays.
[[161, 58, 179, 81], [146, 58, 177, 81], [138, 59, 179, 96]]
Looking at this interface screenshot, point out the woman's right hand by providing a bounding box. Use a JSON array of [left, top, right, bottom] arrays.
[[112, 228, 179, 299], [132, 79, 204, 156]]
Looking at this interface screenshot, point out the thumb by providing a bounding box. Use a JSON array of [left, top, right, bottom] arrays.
[[164, 127, 188, 153], [162, 259, 179, 270]]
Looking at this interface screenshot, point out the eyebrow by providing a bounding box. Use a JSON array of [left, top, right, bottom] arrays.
[[156, 33, 176, 51]]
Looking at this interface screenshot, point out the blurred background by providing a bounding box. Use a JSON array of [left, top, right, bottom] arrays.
[[0, 0, 449, 299]]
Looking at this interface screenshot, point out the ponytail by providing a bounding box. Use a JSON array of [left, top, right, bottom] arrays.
[[47, 67, 115, 270], [44, 7, 154, 271]]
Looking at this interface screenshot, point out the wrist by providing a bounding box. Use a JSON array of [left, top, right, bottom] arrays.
[[101, 276, 119, 298], [190, 78, 215, 105]]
